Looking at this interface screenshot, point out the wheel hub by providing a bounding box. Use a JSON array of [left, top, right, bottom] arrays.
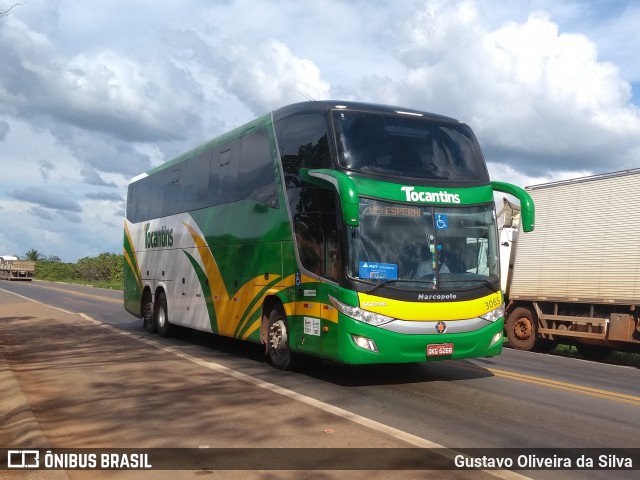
[[269, 319, 287, 352], [514, 317, 532, 340], [157, 308, 166, 328]]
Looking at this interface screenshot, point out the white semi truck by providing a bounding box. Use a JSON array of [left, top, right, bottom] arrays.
[[500, 170, 640, 360]]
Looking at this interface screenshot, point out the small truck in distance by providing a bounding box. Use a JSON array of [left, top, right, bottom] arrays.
[[0, 255, 35, 281]]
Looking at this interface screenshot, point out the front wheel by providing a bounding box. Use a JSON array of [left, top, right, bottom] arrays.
[[505, 306, 538, 351], [267, 308, 293, 370]]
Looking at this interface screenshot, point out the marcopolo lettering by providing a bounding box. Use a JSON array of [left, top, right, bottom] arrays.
[[401, 186, 460, 204], [144, 224, 174, 249]]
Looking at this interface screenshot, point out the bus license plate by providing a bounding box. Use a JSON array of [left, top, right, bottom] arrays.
[[427, 343, 454, 357]]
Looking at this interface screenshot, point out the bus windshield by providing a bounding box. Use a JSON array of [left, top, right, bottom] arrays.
[[347, 198, 499, 291], [332, 109, 489, 184]]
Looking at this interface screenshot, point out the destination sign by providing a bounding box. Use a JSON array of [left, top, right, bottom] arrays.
[[363, 205, 421, 217]]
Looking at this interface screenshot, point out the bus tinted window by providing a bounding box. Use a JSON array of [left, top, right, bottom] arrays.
[[293, 190, 342, 280], [274, 113, 331, 188], [332, 110, 489, 184], [183, 151, 212, 211], [239, 128, 278, 208], [210, 141, 240, 206], [163, 167, 182, 216], [148, 171, 165, 219]]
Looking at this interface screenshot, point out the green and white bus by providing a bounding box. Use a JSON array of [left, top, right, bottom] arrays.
[[124, 101, 534, 369]]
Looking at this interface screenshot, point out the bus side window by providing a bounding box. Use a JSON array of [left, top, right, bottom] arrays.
[[209, 141, 240, 206], [294, 213, 322, 276], [293, 193, 343, 281], [239, 127, 278, 208], [183, 151, 212, 211], [163, 167, 182, 216], [275, 113, 331, 190]]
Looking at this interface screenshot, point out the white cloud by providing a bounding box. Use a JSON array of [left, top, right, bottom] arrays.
[[378, 1, 640, 176], [2, 0, 640, 261], [225, 40, 331, 114]]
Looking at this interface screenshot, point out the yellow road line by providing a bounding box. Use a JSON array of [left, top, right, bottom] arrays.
[[487, 367, 640, 407], [450, 361, 640, 407]]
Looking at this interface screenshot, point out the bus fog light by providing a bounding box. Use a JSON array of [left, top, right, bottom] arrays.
[[489, 331, 503, 347], [351, 335, 378, 352]]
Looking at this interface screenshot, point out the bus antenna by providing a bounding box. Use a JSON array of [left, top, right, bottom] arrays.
[[299, 91, 315, 101]]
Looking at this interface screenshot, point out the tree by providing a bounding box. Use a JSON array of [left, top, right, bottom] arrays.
[[1, 3, 24, 17], [25, 249, 42, 261]]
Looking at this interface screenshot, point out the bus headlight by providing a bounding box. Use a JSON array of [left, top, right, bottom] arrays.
[[480, 304, 505, 323], [329, 296, 394, 326]]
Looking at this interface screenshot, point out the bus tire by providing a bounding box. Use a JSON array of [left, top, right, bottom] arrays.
[[156, 291, 173, 338], [143, 291, 157, 334], [505, 306, 537, 351], [267, 307, 293, 370]]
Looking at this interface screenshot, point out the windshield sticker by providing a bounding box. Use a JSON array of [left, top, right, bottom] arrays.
[[435, 214, 448, 230], [359, 262, 398, 280]]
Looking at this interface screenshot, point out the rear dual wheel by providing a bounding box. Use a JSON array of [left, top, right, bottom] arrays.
[[142, 291, 173, 337], [142, 291, 157, 333], [156, 291, 173, 338]]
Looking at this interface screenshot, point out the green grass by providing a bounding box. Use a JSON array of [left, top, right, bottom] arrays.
[[551, 343, 640, 368]]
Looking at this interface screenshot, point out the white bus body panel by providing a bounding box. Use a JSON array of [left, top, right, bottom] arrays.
[[128, 212, 213, 333]]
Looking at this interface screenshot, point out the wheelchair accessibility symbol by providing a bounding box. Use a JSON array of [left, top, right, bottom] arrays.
[[435, 214, 448, 230]]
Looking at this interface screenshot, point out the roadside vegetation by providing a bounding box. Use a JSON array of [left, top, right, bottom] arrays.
[[551, 343, 640, 368], [28, 250, 123, 290]]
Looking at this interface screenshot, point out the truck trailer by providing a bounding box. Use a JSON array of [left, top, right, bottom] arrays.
[[500, 170, 640, 360], [0, 256, 35, 281]]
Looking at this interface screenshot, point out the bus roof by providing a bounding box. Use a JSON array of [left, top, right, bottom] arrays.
[[132, 101, 466, 184], [272, 100, 462, 124]]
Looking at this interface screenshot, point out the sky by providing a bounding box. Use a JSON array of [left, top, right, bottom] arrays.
[[1, 0, 639, 262]]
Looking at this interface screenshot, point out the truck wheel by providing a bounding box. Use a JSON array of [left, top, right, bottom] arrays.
[[505, 307, 537, 351], [575, 343, 611, 362], [156, 291, 174, 338], [143, 291, 157, 334], [267, 307, 293, 370]]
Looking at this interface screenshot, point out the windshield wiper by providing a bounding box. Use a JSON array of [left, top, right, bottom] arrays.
[[365, 278, 433, 294], [438, 278, 498, 291]]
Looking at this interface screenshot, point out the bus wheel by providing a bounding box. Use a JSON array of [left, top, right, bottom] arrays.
[[143, 291, 157, 334], [267, 308, 293, 370], [505, 307, 537, 351], [156, 291, 173, 338]]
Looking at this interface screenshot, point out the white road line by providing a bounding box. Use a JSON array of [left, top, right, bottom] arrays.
[[2, 287, 530, 480]]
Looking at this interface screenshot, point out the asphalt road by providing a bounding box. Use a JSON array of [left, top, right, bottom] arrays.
[[1, 280, 638, 480]]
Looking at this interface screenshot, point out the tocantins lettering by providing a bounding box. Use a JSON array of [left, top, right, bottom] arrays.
[[401, 186, 460, 204], [144, 223, 174, 249]]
